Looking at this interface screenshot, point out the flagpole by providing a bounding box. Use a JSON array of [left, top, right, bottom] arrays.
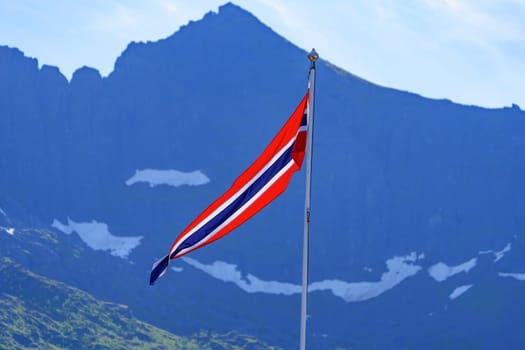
[[300, 48, 318, 350]]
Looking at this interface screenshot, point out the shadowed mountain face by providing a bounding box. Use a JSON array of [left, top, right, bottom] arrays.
[[1, 2, 524, 349]]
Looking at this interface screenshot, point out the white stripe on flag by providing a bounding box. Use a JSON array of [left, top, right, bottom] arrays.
[[174, 159, 296, 257], [169, 137, 297, 257]]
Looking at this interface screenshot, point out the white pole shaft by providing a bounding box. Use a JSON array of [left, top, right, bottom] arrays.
[[300, 55, 316, 350]]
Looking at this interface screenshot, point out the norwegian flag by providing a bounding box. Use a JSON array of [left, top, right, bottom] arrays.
[[150, 91, 310, 285]]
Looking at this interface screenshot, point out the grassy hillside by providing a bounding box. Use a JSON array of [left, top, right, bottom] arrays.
[[0, 257, 280, 350]]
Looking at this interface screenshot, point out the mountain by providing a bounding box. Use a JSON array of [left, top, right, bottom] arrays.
[[1, 2, 524, 349], [0, 257, 193, 350], [0, 257, 279, 350]]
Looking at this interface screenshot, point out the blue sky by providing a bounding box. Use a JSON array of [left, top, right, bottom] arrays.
[[0, 0, 523, 108]]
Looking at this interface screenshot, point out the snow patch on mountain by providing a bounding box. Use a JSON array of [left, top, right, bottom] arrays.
[[1, 227, 14, 235], [494, 243, 511, 262], [310, 253, 423, 302], [183, 252, 423, 302], [478, 242, 511, 262], [449, 284, 473, 300], [428, 257, 477, 282], [182, 257, 301, 295], [126, 169, 210, 188], [52, 218, 143, 258], [498, 272, 525, 281]]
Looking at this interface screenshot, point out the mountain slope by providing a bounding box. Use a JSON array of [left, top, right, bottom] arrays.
[[0, 2, 524, 349], [0, 257, 280, 350], [0, 257, 194, 349]]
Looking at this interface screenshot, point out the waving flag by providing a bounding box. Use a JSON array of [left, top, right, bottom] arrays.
[[150, 91, 310, 285]]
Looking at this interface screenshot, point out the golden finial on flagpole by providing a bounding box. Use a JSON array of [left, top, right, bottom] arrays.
[[307, 48, 319, 62]]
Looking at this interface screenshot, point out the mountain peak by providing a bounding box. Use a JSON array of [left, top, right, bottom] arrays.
[[186, 1, 266, 35], [71, 66, 102, 85], [0, 45, 38, 73], [217, 2, 251, 16], [198, 2, 257, 22], [110, 2, 300, 81]]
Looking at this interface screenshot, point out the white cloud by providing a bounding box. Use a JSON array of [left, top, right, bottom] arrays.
[[449, 284, 473, 300], [422, 0, 525, 44], [182, 252, 423, 302], [428, 258, 477, 282], [52, 218, 142, 258], [159, 0, 178, 16], [0, 207, 6, 217], [126, 169, 210, 188], [256, 0, 297, 26]]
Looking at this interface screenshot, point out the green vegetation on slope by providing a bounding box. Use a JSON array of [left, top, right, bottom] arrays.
[[0, 257, 280, 350]]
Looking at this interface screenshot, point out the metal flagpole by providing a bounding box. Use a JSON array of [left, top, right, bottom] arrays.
[[300, 48, 318, 350]]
